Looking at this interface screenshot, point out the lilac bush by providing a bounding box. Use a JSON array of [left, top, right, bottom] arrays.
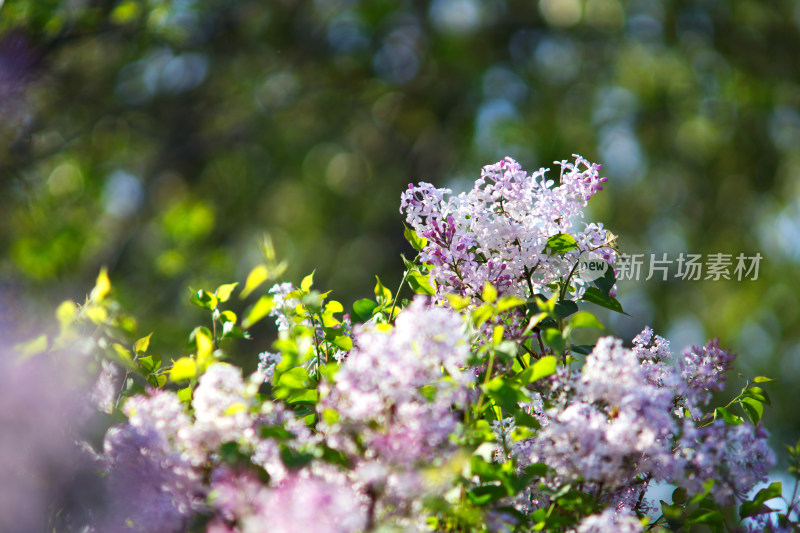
[[9, 156, 800, 532]]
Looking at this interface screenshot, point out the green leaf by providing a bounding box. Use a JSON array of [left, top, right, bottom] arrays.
[[592, 266, 615, 298], [542, 328, 565, 353], [332, 335, 353, 351], [740, 482, 782, 518], [497, 295, 526, 312], [215, 282, 239, 303], [546, 233, 578, 254], [403, 224, 427, 251], [485, 377, 525, 413], [530, 355, 557, 382], [170, 357, 197, 382], [661, 500, 686, 530], [300, 271, 315, 292], [514, 411, 542, 429], [553, 299, 578, 318], [580, 287, 628, 315], [134, 332, 152, 355], [715, 406, 744, 425], [570, 344, 594, 355], [190, 289, 218, 310], [740, 397, 764, 425], [242, 294, 274, 329], [177, 386, 192, 403], [482, 282, 498, 303], [276, 366, 310, 390], [754, 376, 774, 383], [569, 311, 604, 330], [138, 354, 161, 373], [14, 334, 48, 359], [468, 484, 509, 505], [90, 267, 111, 302], [743, 386, 771, 405], [241, 264, 270, 299], [352, 298, 377, 322], [687, 509, 723, 525], [408, 271, 435, 295], [374, 276, 391, 303]]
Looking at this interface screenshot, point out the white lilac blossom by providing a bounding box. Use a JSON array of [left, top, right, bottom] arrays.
[[677, 420, 775, 505], [573, 508, 643, 532], [401, 155, 616, 300]]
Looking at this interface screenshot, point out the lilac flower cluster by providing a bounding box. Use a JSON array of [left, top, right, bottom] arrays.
[[401, 156, 615, 300], [532, 337, 677, 494], [493, 328, 775, 522], [678, 420, 775, 505], [680, 338, 736, 406]]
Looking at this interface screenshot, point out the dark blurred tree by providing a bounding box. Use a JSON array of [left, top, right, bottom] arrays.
[[2, 0, 800, 440]]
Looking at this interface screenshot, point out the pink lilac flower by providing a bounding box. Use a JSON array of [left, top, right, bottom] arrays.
[[242, 475, 366, 533]]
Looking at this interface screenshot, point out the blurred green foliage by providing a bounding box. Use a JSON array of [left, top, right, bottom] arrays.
[[1, 0, 800, 440]]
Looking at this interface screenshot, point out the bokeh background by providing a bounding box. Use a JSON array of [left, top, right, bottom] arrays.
[[1, 0, 799, 446]]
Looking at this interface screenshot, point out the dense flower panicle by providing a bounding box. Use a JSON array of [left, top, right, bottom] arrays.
[[209, 465, 263, 523], [101, 424, 203, 533], [191, 363, 252, 453], [401, 156, 616, 300], [632, 326, 679, 391], [123, 389, 192, 450], [680, 339, 736, 405], [326, 298, 472, 431], [242, 475, 366, 533], [573, 508, 643, 533], [531, 337, 678, 497], [322, 297, 474, 510], [677, 420, 775, 505], [102, 390, 203, 532]]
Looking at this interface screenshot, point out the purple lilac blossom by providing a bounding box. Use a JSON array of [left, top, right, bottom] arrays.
[[100, 390, 203, 532], [0, 346, 89, 533], [400, 156, 615, 301], [676, 420, 775, 505], [680, 339, 736, 406]]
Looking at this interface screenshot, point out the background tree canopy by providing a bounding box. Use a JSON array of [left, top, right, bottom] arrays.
[[2, 0, 800, 443]]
